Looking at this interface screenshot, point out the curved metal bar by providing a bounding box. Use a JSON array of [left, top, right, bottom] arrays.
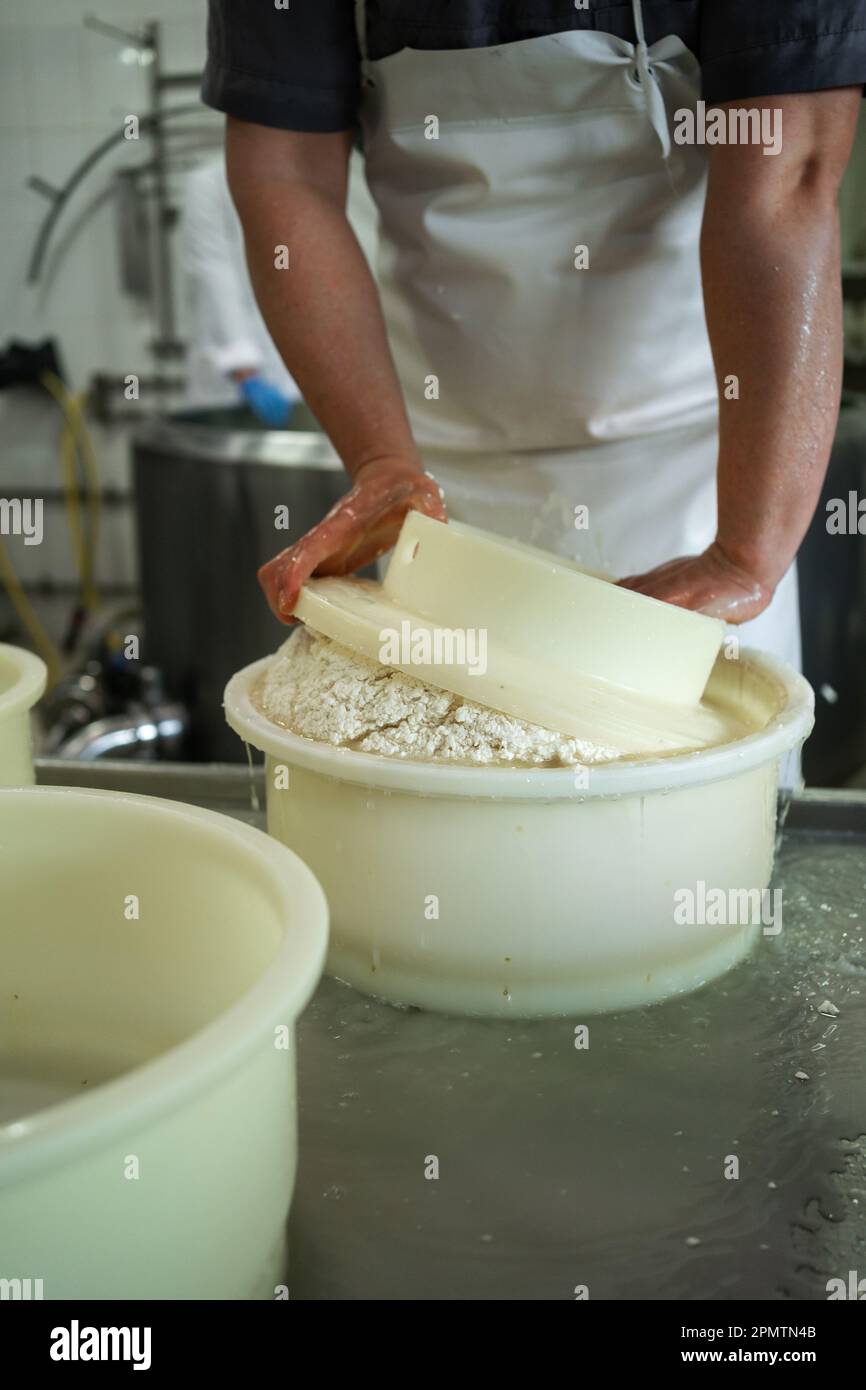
[[26, 104, 202, 284]]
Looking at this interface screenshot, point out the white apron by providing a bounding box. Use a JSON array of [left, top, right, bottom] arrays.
[[356, 0, 800, 673]]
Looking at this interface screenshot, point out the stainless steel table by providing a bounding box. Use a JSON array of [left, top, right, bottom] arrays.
[[37, 761, 866, 1301]]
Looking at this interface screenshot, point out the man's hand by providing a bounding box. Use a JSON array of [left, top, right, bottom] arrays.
[[258, 459, 447, 622], [618, 541, 773, 623]]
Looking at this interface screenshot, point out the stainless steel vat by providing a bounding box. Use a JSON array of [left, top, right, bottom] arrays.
[[132, 408, 348, 761], [798, 399, 866, 785]]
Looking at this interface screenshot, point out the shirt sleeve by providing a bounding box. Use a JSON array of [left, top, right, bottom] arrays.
[[201, 0, 361, 132], [701, 0, 866, 103]]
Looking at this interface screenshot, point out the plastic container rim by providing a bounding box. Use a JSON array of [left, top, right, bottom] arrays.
[[0, 786, 329, 1187], [224, 647, 815, 800]]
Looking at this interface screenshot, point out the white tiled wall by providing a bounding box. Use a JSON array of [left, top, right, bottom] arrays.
[[0, 0, 215, 380], [0, 0, 217, 634]]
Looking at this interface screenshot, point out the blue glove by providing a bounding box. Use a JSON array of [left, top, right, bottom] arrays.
[[239, 375, 295, 428]]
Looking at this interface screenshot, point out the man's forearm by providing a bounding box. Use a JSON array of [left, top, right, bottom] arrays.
[[702, 188, 841, 587], [701, 90, 860, 592], [226, 118, 420, 479]]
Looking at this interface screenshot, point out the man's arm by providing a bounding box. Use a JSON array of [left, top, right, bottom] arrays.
[[226, 117, 419, 480], [622, 88, 861, 622], [225, 118, 445, 619]]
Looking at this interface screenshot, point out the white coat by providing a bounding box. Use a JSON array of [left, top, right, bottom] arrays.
[[181, 156, 301, 409]]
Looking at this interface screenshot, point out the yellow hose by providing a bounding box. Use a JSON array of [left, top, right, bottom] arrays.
[[70, 390, 102, 610], [0, 372, 104, 686], [59, 409, 89, 601], [39, 371, 101, 612]]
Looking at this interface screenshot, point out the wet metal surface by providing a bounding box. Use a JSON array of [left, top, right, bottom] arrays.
[[37, 762, 866, 1299], [291, 825, 866, 1301]]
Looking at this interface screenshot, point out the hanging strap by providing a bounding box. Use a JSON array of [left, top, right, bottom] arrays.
[[632, 0, 671, 159]]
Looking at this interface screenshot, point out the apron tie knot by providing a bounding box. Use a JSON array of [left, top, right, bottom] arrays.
[[632, 0, 672, 160]]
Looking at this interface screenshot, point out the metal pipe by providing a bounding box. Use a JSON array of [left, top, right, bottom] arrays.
[[83, 15, 151, 48], [146, 20, 182, 355], [158, 72, 204, 90], [56, 705, 187, 761]]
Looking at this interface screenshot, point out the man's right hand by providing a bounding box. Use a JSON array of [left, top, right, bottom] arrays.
[[258, 458, 447, 622]]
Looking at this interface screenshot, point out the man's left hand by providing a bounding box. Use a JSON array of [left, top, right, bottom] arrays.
[[618, 541, 773, 624]]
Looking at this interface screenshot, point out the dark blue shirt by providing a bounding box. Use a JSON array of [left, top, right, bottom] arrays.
[[203, 0, 866, 132]]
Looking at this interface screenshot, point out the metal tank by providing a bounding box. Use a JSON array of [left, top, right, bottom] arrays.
[[132, 406, 348, 761], [798, 398, 866, 786]]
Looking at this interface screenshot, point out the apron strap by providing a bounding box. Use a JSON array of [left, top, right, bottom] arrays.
[[353, 0, 671, 163], [631, 0, 672, 160]]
